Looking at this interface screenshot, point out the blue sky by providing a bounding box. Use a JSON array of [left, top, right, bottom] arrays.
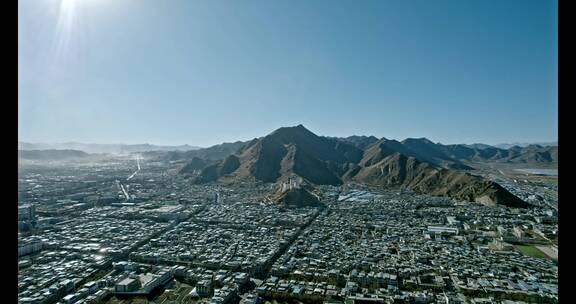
[[18, 0, 557, 147]]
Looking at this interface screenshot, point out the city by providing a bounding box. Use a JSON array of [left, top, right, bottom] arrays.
[[18, 152, 558, 304], [18, 1, 558, 303]]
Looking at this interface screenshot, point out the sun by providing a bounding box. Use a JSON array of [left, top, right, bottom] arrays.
[[61, 0, 77, 5], [58, 0, 78, 29]]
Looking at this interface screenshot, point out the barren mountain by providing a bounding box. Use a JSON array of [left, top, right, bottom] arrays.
[[270, 182, 322, 208], [221, 125, 360, 184], [350, 153, 527, 207], [187, 125, 529, 208], [333, 137, 557, 166]]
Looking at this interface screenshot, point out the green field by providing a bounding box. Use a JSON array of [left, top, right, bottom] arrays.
[[515, 245, 548, 259]]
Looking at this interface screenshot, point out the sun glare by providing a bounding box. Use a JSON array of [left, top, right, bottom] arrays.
[[52, 0, 84, 66]]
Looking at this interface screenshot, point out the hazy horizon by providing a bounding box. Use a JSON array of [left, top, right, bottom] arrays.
[[19, 0, 557, 147], [17, 123, 558, 149]]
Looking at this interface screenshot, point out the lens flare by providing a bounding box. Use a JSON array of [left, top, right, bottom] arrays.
[[52, 0, 85, 68]]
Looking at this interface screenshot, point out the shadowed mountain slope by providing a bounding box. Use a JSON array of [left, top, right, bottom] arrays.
[[186, 125, 529, 208]]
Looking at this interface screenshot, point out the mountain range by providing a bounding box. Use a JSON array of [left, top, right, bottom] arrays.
[[19, 126, 556, 208], [18, 142, 200, 154], [179, 125, 533, 208], [151, 141, 248, 162], [494, 142, 557, 149], [336, 136, 557, 166], [169, 131, 557, 173], [18, 149, 91, 161]]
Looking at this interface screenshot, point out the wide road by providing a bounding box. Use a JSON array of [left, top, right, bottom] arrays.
[[127, 155, 141, 181]]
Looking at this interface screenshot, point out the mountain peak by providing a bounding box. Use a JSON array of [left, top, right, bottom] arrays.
[[279, 124, 309, 131], [270, 124, 315, 139], [402, 137, 434, 144]]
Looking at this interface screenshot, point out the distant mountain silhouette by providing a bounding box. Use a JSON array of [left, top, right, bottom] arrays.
[[463, 143, 495, 150], [18, 142, 200, 154], [18, 149, 90, 160], [494, 142, 557, 149], [335, 138, 557, 165], [333, 135, 379, 150], [156, 141, 249, 162], [442, 143, 558, 164]]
